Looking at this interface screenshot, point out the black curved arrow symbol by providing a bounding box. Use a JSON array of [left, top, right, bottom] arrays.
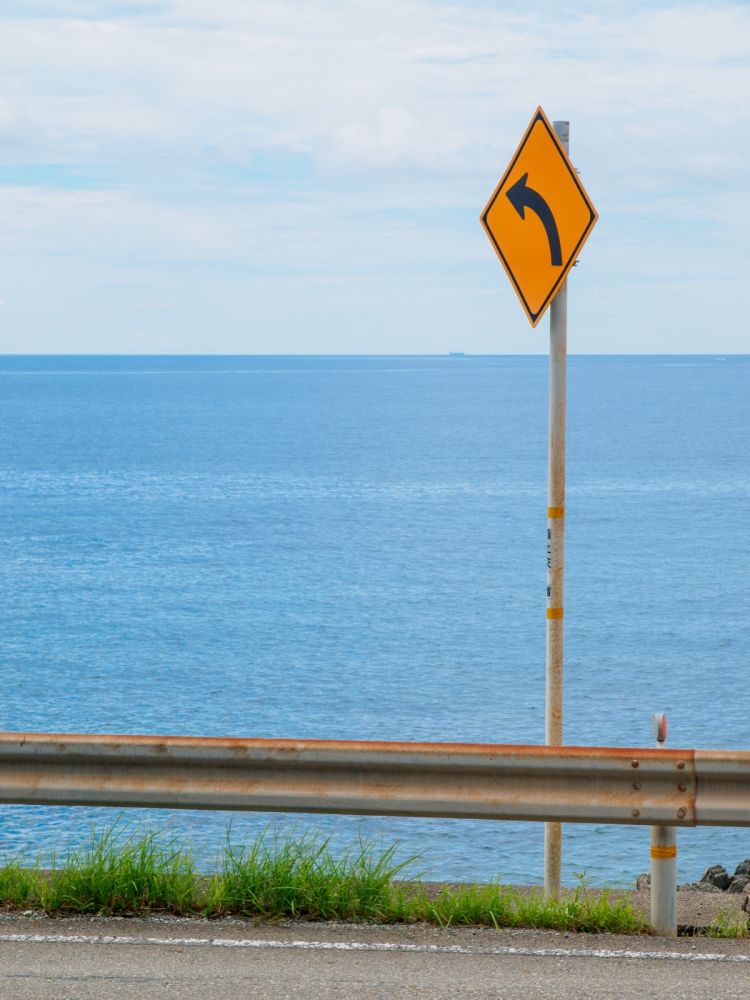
[[506, 173, 562, 267]]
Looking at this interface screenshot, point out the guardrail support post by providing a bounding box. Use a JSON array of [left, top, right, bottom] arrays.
[[650, 712, 677, 937]]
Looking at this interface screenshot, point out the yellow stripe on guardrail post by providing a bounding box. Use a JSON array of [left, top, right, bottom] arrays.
[[650, 712, 677, 937]]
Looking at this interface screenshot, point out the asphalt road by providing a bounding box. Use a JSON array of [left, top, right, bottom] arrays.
[[1, 915, 749, 999]]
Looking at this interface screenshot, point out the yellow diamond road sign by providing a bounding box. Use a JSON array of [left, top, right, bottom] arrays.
[[481, 107, 598, 327]]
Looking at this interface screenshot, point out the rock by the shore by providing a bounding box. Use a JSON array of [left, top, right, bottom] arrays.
[[639, 873, 728, 892], [723, 859, 750, 893], [699, 864, 730, 890], [637, 859, 750, 897]]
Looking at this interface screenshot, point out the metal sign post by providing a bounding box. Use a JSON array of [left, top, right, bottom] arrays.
[[544, 122, 568, 898], [480, 108, 597, 901]]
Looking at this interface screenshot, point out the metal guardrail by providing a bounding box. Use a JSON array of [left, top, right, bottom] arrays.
[[0, 732, 747, 827]]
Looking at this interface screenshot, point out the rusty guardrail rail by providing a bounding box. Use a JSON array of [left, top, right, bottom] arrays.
[[0, 732, 748, 827]]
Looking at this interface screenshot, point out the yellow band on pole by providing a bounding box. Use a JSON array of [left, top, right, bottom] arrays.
[[546, 608, 564, 620], [650, 845, 677, 860], [547, 506, 565, 518]]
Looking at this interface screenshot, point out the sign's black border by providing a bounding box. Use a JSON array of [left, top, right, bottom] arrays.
[[480, 107, 598, 327]]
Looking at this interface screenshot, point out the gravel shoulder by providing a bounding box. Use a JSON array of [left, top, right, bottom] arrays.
[[629, 885, 746, 930]]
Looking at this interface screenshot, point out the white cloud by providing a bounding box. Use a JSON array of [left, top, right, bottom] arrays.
[[330, 109, 420, 169], [1, 2, 748, 181], [0, 1, 748, 351], [325, 107, 467, 171]]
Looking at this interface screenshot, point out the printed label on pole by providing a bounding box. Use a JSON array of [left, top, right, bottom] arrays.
[[480, 107, 598, 327]]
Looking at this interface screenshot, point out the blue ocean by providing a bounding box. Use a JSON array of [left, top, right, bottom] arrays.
[[0, 355, 747, 885]]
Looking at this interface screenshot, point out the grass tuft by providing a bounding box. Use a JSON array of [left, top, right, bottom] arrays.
[[703, 909, 750, 939], [203, 830, 416, 921], [43, 825, 197, 915], [1, 823, 196, 915], [0, 861, 40, 908]]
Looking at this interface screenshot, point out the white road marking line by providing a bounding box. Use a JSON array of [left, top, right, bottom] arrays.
[[0, 932, 748, 963]]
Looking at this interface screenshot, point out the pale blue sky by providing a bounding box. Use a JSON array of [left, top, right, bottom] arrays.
[[0, 0, 748, 353]]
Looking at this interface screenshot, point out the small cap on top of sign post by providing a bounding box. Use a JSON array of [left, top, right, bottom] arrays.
[[652, 712, 668, 745]]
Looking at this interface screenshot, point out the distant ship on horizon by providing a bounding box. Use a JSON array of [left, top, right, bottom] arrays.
[[448, 351, 465, 357]]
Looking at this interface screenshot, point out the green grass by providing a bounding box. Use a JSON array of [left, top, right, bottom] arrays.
[[204, 831, 413, 921], [0, 825, 197, 916], [703, 909, 750, 939], [406, 881, 646, 934], [0, 822, 646, 934]]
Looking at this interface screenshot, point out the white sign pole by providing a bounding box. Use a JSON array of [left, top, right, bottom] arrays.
[[544, 119, 569, 902]]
